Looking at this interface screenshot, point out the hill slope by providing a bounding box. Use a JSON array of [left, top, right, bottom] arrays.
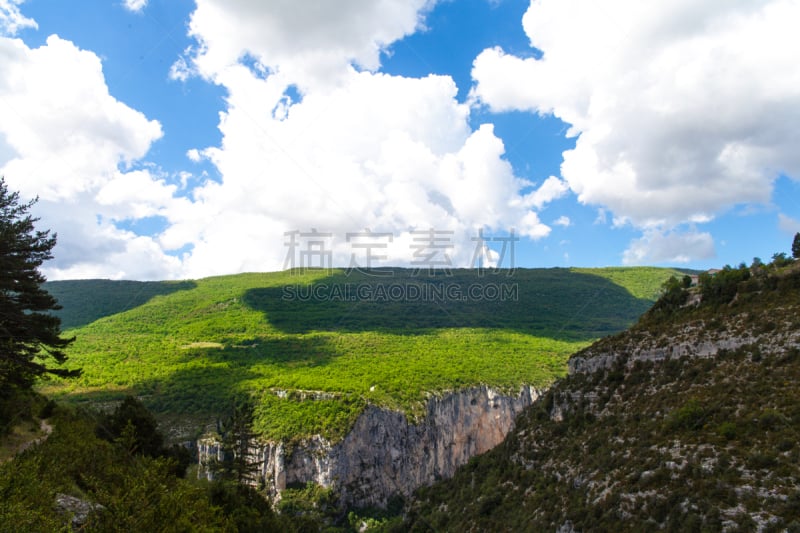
[[42, 267, 678, 442], [407, 264, 800, 531]]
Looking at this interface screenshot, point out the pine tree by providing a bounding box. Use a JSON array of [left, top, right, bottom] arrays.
[[792, 232, 800, 259], [0, 177, 80, 391], [211, 398, 260, 484]]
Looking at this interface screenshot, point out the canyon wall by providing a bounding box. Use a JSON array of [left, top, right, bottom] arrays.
[[199, 385, 539, 507]]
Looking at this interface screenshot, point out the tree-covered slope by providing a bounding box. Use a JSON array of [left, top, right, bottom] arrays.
[[0, 400, 295, 531], [41, 267, 678, 442], [407, 262, 800, 532], [44, 279, 197, 330]]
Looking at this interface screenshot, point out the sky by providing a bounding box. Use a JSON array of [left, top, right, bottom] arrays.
[[1, 0, 799, 280]]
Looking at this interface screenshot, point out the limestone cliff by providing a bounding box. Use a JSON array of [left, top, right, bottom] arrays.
[[199, 385, 539, 507], [568, 312, 800, 376]]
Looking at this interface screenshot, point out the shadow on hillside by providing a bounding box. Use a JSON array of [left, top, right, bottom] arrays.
[[173, 335, 340, 368], [123, 335, 343, 415], [45, 279, 198, 329], [59, 363, 263, 418], [242, 268, 656, 342]]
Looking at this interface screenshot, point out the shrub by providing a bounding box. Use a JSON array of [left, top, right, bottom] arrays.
[[96, 396, 163, 457], [716, 422, 738, 441], [666, 399, 708, 432]]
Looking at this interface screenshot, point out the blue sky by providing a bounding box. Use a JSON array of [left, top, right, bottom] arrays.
[[1, 0, 798, 280]]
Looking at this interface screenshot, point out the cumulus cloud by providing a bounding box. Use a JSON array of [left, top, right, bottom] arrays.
[[3, 1, 564, 280], [186, 148, 202, 162], [553, 215, 570, 227], [168, 68, 554, 277], [0, 36, 162, 200], [471, 0, 800, 261], [0, 34, 180, 279], [523, 176, 569, 209], [122, 0, 147, 13], [163, 0, 557, 277], [0, 0, 36, 36], [181, 0, 436, 90], [623, 229, 715, 265]]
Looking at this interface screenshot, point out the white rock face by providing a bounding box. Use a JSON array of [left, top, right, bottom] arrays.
[[568, 321, 800, 375], [199, 385, 539, 507]]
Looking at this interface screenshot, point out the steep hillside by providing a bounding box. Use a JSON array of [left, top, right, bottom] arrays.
[[407, 263, 800, 532], [41, 268, 676, 443]]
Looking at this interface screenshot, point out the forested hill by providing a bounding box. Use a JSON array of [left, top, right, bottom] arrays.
[[407, 261, 800, 531], [45, 267, 676, 336], [42, 267, 679, 442]]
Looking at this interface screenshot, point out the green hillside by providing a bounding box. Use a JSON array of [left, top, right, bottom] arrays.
[[41, 267, 678, 442]]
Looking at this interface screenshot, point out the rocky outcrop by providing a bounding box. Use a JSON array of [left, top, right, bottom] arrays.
[[568, 318, 800, 375], [199, 385, 539, 508], [557, 315, 800, 423], [54, 493, 104, 530]]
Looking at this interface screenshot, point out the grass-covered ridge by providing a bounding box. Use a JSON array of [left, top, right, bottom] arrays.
[[41, 268, 678, 442]]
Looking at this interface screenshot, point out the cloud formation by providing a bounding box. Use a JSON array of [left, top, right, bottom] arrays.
[[183, 0, 435, 89], [3, 1, 562, 279], [0, 0, 36, 36], [122, 0, 148, 14], [165, 0, 558, 277], [553, 216, 570, 228], [471, 0, 800, 260], [622, 229, 715, 265], [0, 34, 181, 279]]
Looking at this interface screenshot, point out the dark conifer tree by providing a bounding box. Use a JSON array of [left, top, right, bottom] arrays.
[[0, 177, 79, 391]]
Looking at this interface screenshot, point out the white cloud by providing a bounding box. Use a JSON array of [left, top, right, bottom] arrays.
[[4, 1, 564, 280], [170, 67, 555, 277], [0, 0, 36, 36], [553, 215, 570, 227], [622, 229, 715, 265], [0, 33, 180, 280], [186, 148, 202, 162], [0, 35, 162, 200], [122, 0, 147, 13], [523, 176, 569, 209], [164, 1, 557, 278], [181, 0, 436, 91], [471, 0, 800, 261], [96, 170, 178, 219]]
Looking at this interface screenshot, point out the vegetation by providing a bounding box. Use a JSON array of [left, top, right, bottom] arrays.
[[0, 402, 295, 531], [0, 177, 79, 399], [206, 398, 260, 484], [407, 259, 800, 531], [45, 279, 197, 330], [0, 394, 377, 531], [40, 267, 679, 442]]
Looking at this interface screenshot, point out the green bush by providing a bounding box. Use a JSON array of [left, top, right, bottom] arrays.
[[716, 422, 738, 441]]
